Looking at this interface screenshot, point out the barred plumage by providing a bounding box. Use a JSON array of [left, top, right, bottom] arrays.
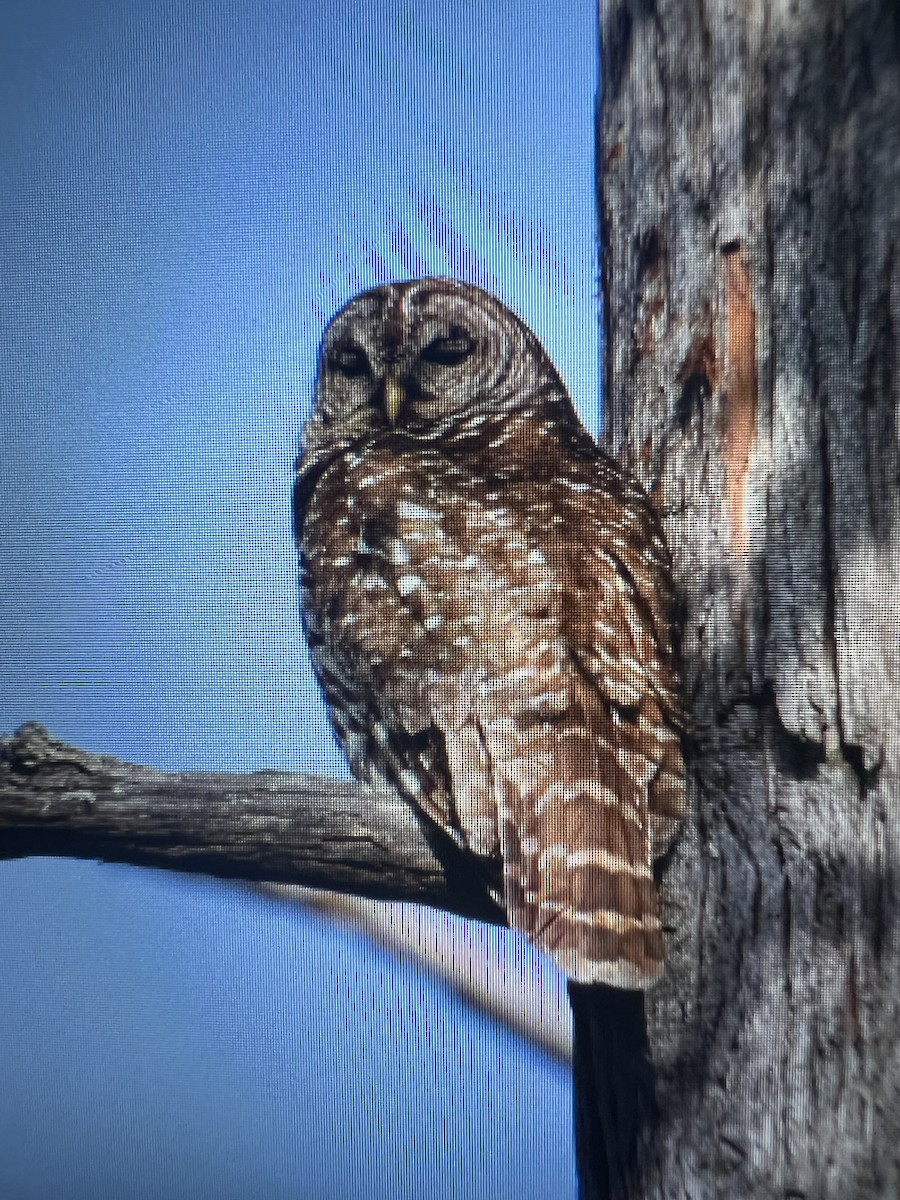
[[294, 277, 684, 986]]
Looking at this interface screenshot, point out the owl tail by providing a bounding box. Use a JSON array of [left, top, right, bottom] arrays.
[[500, 771, 665, 988]]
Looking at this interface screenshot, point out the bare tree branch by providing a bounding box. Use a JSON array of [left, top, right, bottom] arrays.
[[261, 885, 573, 1065], [1, 722, 573, 1063], [0, 722, 503, 925]]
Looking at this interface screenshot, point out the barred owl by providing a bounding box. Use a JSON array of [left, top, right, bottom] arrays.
[[294, 278, 684, 987]]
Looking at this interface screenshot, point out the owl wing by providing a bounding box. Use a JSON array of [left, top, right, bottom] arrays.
[[572, 476, 686, 864], [435, 467, 684, 989]]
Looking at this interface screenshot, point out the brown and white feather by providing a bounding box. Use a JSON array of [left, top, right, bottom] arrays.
[[295, 278, 684, 987]]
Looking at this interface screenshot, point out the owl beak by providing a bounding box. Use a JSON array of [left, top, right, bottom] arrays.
[[385, 374, 403, 425]]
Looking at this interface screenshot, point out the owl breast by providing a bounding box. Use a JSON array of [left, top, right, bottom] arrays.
[[300, 429, 573, 858]]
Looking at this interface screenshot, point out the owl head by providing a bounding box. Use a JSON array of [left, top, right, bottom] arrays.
[[302, 278, 568, 456]]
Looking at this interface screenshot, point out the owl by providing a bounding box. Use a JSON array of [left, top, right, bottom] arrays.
[[294, 278, 684, 987]]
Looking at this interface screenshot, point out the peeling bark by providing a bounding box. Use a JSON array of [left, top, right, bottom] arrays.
[[722, 245, 758, 556], [592, 0, 900, 1197]]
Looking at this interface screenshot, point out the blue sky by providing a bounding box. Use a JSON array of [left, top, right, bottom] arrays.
[[1, 1, 598, 1196]]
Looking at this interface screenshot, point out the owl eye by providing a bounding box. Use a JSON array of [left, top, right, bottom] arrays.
[[329, 343, 370, 378], [421, 327, 476, 366]]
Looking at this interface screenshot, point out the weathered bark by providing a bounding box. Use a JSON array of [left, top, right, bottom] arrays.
[[589, 1, 900, 1197], [0, 722, 502, 923]]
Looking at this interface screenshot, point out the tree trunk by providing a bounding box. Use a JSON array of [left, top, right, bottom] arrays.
[[581, 0, 900, 1196]]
